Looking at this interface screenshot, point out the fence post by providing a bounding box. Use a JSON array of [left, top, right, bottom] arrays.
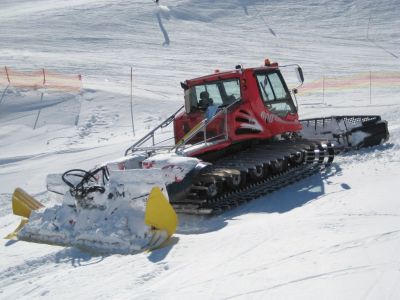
[[42, 68, 46, 86], [5, 66, 10, 83], [33, 92, 44, 130]]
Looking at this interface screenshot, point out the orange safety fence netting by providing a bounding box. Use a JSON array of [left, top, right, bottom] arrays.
[[298, 71, 400, 95], [0, 67, 82, 91]]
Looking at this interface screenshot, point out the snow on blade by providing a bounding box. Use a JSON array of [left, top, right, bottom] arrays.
[[18, 169, 168, 254], [142, 153, 201, 185]]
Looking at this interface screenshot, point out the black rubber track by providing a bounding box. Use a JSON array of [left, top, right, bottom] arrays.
[[171, 139, 334, 215]]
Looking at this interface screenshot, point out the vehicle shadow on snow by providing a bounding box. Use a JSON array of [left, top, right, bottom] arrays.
[[340, 142, 395, 158], [51, 240, 180, 265], [177, 163, 348, 235], [3, 241, 177, 266], [54, 248, 105, 267], [0, 246, 105, 272], [147, 236, 179, 263], [52, 237, 178, 264]]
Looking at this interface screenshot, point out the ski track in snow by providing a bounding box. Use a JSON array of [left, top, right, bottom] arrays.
[[1, 0, 400, 299]]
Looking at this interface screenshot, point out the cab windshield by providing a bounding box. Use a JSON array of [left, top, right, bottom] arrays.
[[187, 79, 241, 111], [256, 71, 296, 116]]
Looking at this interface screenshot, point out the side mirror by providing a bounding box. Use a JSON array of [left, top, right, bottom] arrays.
[[180, 81, 188, 90], [184, 89, 192, 114], [296, 66, 304, 84]]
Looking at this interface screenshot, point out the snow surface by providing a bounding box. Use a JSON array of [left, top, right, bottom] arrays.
[[1, 0, 400, 299]]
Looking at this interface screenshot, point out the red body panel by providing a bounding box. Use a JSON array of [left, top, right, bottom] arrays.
[[173, 65, 302, 157]]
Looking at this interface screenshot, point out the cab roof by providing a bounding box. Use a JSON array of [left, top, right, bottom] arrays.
[[185, 63, 279, 87]]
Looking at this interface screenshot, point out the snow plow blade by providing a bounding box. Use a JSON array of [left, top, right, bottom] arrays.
[[5, 183, 178, 254], [145, 187, 178, 238], [5, 188, 44, 240], [11, 187, 44, 218], [5, 218, 28, 240]]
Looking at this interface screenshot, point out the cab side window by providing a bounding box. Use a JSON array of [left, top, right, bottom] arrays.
[[188, 79, 241, 110]]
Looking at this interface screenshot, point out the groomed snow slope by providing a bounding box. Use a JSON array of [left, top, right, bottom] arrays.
[[1, 0, 400, 299]]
